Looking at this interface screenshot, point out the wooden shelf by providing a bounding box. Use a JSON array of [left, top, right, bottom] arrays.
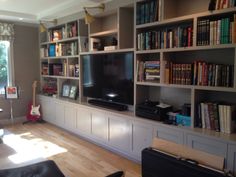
[[136, 44, 236, 54], [136, 81, 161, 87], [40, 36, 78, 45], [80, 48, 134, 55], [41, 55, 79, 59], [90, 29, 118, 37], [136, 14, 194, 29], [42, 75, 79, 80], [135, 7, 236, 30]]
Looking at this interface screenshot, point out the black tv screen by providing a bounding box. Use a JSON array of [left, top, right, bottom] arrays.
[[82, 52, 134, 105]]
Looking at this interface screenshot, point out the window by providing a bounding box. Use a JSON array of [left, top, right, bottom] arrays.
[[0, 22, 14, 94], [0, 41, 10, 93]]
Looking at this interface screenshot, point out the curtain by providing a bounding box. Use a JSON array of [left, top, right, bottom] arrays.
[[0, 23, 14, 41]]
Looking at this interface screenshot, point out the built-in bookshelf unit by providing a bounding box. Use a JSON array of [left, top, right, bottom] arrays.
[[40, 19, 88, 100], [38, 0, 236, 172]]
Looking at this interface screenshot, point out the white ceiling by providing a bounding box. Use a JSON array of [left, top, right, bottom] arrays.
[[0, 0, 110, 24]]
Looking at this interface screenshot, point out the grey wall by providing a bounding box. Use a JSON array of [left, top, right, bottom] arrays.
[[0, 24, 39, 120]]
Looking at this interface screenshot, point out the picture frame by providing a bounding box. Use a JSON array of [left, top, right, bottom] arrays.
[[69, 85, 77, 99], [62, 84, 70, 97], [5, 86, 19, 99]]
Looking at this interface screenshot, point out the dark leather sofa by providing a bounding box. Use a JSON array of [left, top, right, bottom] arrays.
[[0, 160, 124, 177], [0, 160, 65, 177]]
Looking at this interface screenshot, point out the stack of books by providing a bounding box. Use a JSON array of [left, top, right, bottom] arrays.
[[144, 61, 160, 81], [137, 60, 160, 82], [196, 102, 236, 134]]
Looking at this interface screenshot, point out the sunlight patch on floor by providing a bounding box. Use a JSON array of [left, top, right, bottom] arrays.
[[3, 132, 67, 164]]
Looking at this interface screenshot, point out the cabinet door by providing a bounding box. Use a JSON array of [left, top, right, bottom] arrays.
[[186, 134, 227, 158], [55, 102, 65, 128], [156, 126, 184, 144], [132, 122, 153, 160], [39, 97, 55, 124], [227, 144, 236, 175], [64, 105, 77, 130], [109, 116, 131, 152], [76, 107, 91, 134], [91, 111, 108, 142]]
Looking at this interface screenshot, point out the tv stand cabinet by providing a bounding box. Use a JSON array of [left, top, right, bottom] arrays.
[[38, 95, 236, 174]]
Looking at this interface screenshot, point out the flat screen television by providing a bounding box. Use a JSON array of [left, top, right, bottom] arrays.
[[82, 52, 134, 106]]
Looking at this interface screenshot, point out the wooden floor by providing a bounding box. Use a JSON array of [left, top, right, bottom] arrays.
[[0, 123, 141, 177]]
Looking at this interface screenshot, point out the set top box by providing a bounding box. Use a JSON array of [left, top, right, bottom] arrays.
[[136, 100, 172, 121]]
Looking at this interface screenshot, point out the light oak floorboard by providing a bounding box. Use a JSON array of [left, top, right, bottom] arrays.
[[0, 123, 141, 177]]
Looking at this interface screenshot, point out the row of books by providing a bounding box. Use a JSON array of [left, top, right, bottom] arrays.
[[137, 60, 160, 82], [192, 61, 234, 87], [164, 61, 234, 87], [210, 0, 236, 10], [136, 0, 160, 25], [49, 42, 78, 57], [196, 102, 236, 134], [197, 14, 236, 46], [164, 62, 192, 85], [48, 27, 66, 42], [41, 62, 79, 78], [137, 25, 193, 50], [69, 64, 79, 77], [67, 21, 78, 38]]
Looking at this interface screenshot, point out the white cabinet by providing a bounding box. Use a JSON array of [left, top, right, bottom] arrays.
[[91, 111, 108, 142], [39, 97, 55, 124], [76, 107, 91, 134], [186, 134, 227, 159], [156, 125, 185, 144], [227, 144, 236, 175], [132, 122, 153, 160], [55, 102, 65, 128], [109, 115, 132, 152], [64, 105, 77, 131]]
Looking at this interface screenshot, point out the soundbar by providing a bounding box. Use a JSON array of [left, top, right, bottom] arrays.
[[88, 99, 128, 111]]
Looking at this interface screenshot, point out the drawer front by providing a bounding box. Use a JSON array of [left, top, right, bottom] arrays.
[[186, 134, 227, 158]]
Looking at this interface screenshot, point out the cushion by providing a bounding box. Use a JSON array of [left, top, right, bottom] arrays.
[[105, 171, 124, 177], [151, 137, 224, 171], [0, 160, 65, 177]]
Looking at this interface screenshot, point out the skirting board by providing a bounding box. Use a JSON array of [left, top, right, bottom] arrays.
[[0, 116, 26, 125]]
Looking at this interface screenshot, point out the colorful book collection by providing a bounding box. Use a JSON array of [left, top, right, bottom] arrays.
[[137, 60, 160, 82], [137, 25, 193, 51], [136, 0, 160, 25], [48, 27, 66, 42], [164, 61, 234, 87], [196, 102, 236, 134], [210, 0, 236, 10], [197, 14, 236, 46], [48, 42, 78, 57]]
